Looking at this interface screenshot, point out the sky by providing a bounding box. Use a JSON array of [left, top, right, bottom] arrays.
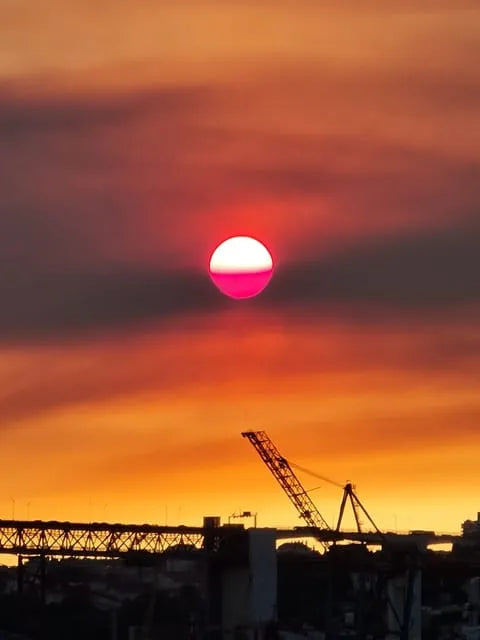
[[0, 0, 479, 534]]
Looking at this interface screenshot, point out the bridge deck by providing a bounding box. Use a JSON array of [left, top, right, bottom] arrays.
[[0, 520, 462, 557]]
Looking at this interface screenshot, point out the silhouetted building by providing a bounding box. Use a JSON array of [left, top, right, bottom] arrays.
[[463, 514, 480, 537]]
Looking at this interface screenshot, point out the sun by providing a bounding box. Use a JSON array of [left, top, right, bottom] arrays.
[[209, 236, 274, 299]]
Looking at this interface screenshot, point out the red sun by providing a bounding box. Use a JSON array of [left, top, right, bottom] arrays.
[[209, 236, 274, 299]]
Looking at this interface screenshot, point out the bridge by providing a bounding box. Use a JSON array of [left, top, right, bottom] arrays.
[[0, 519, 205, 558], [277, 527, 462, 547], [0, 519, 462, 558]]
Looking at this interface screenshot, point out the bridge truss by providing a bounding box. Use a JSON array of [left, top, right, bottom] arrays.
[[0, 520, 205, 558]]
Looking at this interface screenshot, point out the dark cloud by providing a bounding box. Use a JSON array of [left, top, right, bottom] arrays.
[[0, 73, 479, 342], [0, 85, 214, 271], [0, 71, 479, 276], [0, 267, 221, 339], [267, 222, 480, 307], [0, 86, 205, 136], [1, 222, 478, 341]]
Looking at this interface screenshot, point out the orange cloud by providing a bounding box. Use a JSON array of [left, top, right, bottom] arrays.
[[1, 309, 478, 532]]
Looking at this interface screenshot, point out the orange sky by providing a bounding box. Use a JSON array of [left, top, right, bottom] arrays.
[[0, 1, 479, 534]]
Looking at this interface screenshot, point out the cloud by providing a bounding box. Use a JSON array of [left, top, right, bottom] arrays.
[[1, 62, 479, 260], [266, 221, 480, 307], [0, 86, 205, 136], [0, 85, 215, 271], [0, 67, 479, 341], [1, 221, 479, 341], [0, 267, 220, 339]]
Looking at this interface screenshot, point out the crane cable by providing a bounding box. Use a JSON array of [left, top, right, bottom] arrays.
[[287, 460, 345, 489]]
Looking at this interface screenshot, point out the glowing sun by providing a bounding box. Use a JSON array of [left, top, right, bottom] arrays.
[[209, 236, 274, 299]]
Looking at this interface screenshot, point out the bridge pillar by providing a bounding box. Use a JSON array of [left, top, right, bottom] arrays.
[[465, 577, 480, 626], [17, 554, 24, 597], [213, 528, 277, 639], [40, 553, 47, 607], [386, 569, 421, 640]]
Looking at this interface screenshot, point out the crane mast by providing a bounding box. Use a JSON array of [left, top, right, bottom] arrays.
[[241, 430, 331, 550]]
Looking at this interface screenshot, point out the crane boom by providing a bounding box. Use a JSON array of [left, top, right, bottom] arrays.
[[241, 430, 331, 550]]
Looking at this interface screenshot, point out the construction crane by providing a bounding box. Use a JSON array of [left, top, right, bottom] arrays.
[[243, 431, 418, 638], [241, 430, 332, 551], [242, 431, 384, 544]]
